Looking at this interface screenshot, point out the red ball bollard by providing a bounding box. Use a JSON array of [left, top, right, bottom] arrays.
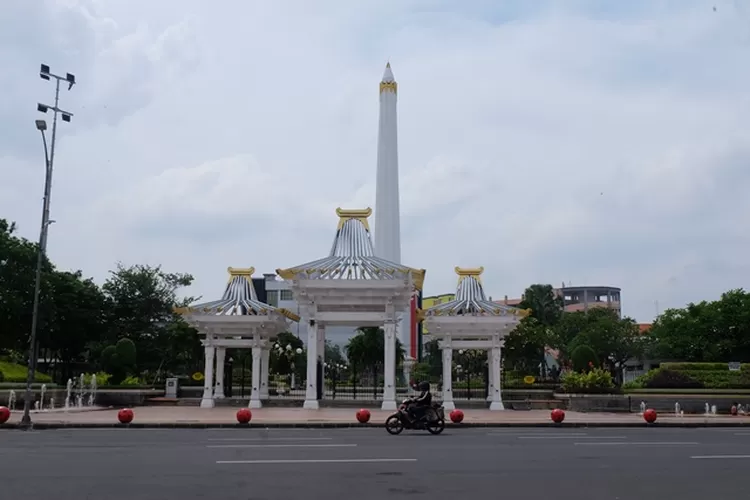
[[356, 408, 371, 424], [731, 405, 738, 416], [643, 408, 657, 424], [449, 409, 464, 424], [117, 408, 134, 424], [550, 408, 565, 424], [0, 406, 10, 425], [236, 408, 252, 424]]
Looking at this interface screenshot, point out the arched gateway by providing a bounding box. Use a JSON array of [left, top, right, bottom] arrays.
[[276, 208, 425, 410], [422, 267, 528, 411], [177, 267, 300, 409]]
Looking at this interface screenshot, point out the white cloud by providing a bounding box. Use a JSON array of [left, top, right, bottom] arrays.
[[2, 0, 749, 322]]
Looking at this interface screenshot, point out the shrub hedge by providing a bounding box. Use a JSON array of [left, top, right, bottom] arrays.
[[629, 365, 750, 390]]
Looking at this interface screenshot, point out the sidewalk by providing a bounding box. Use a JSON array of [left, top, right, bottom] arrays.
[[3, 406, 750, 429]]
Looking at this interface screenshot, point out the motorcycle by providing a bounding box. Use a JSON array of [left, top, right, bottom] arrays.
[[385, 397, 445, 435]]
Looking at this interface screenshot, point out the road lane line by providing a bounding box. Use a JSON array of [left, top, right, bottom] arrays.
[[217, 458, 418, 464], [207, 437, 333, 442], [575, 442, 699, 446], [517, 436, 626, 440], [691, 455, 750, 460], [206, 443, 357, 449]]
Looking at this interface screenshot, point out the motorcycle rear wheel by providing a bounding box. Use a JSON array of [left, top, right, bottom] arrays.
[[426, 418, 445, 435], [385, 415, 405, 435]]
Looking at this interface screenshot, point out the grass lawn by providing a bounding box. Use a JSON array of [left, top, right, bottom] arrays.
[[0, 361, 52, 383]]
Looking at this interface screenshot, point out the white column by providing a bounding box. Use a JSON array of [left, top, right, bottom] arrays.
[[381, 320, 397, 410], [200, 344, 215, 408], [486, 349, 494, 402], [215, 347, 226, 399], [249, 345, 263, 408], [303, 320, 319, 409], [489, 345, 504, 410], [442, 343, 455, 411], [260, 348, 270, 399]]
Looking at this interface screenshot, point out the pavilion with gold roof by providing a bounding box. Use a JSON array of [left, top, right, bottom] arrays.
[[276, 207, 425, 410], [422, 267, 529, 410], [177, 267, 299, 409]]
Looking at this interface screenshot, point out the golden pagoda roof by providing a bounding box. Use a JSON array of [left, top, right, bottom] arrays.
[[175, 267, 299, 321], [276, 208, 425, 290]]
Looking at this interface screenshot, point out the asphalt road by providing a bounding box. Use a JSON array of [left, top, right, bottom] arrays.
[[2, 426, 750, 499]]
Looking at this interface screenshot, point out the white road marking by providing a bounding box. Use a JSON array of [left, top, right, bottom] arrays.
[[217, 458, 418, 464], [691, 455, 750, 460], [207, 437, 333, 442], [488, 431, 588, 436], [517, 436, 627, 440], [575, 442, 699, 446], [206, 443, 357, 449]]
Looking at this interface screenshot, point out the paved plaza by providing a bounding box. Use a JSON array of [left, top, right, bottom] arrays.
[[2, 426, 750, 499], [4, 406, 750, 428]]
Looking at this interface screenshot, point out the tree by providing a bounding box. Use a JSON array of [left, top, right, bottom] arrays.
[[0, 219, 52, 353], [100, 263, 197, 374], [647, 289, 750, 362], [518, 284, 564, 326], [101, 338, 137, 384], [555, 308, 642, 385], [502, 317, 552, 374], [345, 327, 405, 383], [325, 341, 345, 367], [39, 270, 109, 380]]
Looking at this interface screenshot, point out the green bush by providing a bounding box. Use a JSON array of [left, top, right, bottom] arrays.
[[561, 367, 615, 393], [631, 367, 750, 390], [120, 375, 142, 386], [570, 345, 598, 373], [100, 338, 137, 384], [660, 362, 749, 372], [642, 369, 703, 389], [0, 361, 52, 383], [83, 372, 112, 386]]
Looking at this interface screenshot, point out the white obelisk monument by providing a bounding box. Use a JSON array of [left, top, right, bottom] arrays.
[[374, 62, 401, 265], [373, 63, 411, 365]]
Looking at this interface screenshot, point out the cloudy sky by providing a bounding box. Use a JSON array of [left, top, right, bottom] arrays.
[[2, 0, 748, 322]]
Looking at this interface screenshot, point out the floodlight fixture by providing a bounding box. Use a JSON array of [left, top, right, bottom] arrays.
[[35, 120, 47, 131], [66, 73, 76, 90], [37, 103, 48, 113], [40, 64, 50, 80]]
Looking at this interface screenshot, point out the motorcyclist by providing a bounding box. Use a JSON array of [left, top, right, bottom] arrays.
[[408, 381, 432, 423]]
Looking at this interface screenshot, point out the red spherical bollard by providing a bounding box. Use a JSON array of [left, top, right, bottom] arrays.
[[643, 408, 657, 424], [550, 408, 565, 424], [356, 408, 371, 424], [0, 406, 10, 425], [449, 409, 464, 424], [117, 408, 134, 424], [731, 405, 738, 416], [236, 408, 252, 424]]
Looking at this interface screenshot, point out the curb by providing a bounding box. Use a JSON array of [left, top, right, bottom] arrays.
[[3, 421, 750, 430]]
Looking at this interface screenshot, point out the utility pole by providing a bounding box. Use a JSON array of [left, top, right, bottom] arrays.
[[20, 64, 76, 429]]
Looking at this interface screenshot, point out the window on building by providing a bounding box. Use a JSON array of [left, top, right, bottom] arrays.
[[280, 289, 294, 301], [266, 290, 279, 306]]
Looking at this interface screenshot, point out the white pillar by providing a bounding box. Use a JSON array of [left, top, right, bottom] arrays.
[[489, 346, 504, 410], [381, 320, 398, 410], [249, 345, 263, 408], [215, 347, 226, 399], [260, 348, 270, 399], [200, 344, 215, 408], [303, 320, 319, 409], [486, 349, 494, 402], [402, 356, 415, 386], [442, 344, 455, 411]]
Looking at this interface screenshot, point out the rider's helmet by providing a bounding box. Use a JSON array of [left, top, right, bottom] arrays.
[[418, 381, 430, 392]]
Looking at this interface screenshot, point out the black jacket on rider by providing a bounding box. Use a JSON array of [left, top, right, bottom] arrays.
[[414, 389, 432, 407]]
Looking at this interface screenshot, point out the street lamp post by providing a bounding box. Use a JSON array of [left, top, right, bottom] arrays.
[[20, 64, 76, 429]]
